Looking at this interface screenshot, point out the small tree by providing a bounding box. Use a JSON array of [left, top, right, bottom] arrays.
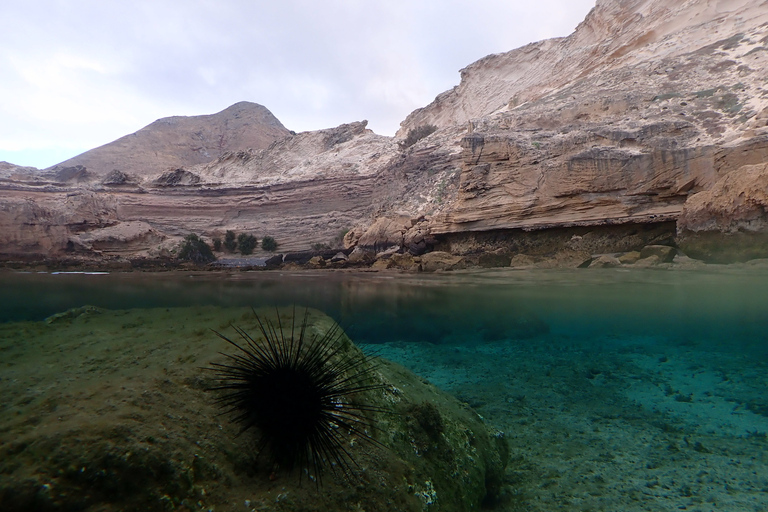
[[212, 237, 222, 251], [238, 233, 258, 255], [261, 235, 278, 252], [223, 230, 237, 252], [178, 234, 215, 264]]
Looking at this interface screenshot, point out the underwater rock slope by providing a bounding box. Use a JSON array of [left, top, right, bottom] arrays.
[[0, 307, 507, 512]]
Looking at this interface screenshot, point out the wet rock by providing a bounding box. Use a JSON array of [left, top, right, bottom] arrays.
[[633, 254, 662, 267], [420, 251, 467, 272], [509, 253, 536, 268], [330, 252, 348, 263], [588, 254, 622, 268], [264, 254, 284, 267], [347, 246, 376, 264], [618, 251, 642, 264], [478, 250, 512, 268], [639, 245, 677, 263], [390, 252, 421, 271]]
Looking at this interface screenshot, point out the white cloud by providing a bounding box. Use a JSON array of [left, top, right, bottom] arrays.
[[0, 0, 595, 168]]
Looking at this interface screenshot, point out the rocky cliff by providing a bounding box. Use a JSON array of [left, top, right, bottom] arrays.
[[2, 0, 768, 266], [393, 0, 768, 263]]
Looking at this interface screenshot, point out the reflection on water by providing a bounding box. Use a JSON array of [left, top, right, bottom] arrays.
[[3, 268, 768, 351]]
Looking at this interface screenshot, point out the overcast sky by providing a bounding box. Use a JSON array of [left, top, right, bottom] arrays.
[[0, 1, 596, 169]]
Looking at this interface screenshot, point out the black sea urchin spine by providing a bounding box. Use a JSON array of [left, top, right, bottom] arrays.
[[207, 308, 385, 482]]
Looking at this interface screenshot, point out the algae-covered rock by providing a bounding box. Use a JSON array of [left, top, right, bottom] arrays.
[[0, 307, 508, 512], [420, 251, 467, 272]]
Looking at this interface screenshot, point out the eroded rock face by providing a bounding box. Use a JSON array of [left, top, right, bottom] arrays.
[[677, 163, 768, 262], [395, 0, 768, 262]]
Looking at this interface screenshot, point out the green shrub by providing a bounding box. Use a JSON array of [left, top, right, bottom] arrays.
[[312, 242, 331, 251], [401, 124, 437, 149], [178, 234, 215, 264], [223, 230, 237, 252], [212, 237, 222, 251], [237, 233, 258, 255], [261, 235, 278, 252]]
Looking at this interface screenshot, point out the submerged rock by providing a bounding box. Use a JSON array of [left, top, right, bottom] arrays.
[[0, 307, 508, 512]]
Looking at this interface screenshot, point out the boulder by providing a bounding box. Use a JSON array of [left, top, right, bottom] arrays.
[[308, 255, 326, 268], [420, 251, 467, 272], [330, 252, 348, 263], [371, 257, 396, 270], [588, 254, 621, 268], [347, 246, 376, 264], [390, 252, 421, 271], [403, 219, 437, 255], [356, 215, 413, 253], [509, 253, 536, 268], [617, 251, 642, 264], [639, 245, 676, 263], [632, 254, 662, 267]]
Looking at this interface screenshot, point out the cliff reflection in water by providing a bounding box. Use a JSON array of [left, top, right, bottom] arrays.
[[2, 268, 768, 351]]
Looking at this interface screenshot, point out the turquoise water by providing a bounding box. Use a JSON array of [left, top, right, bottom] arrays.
[[3, 267, 768, 350], [2, 267, 768, 511]]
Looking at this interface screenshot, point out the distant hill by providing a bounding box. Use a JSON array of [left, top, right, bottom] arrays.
[[47, 101, 291, 182]]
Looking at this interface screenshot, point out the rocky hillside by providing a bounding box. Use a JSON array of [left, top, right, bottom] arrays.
[[2, 0, 768, 266], [48, 101, 291, 183]]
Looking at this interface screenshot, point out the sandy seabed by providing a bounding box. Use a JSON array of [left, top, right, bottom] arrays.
[[369, 331, 768, 511]]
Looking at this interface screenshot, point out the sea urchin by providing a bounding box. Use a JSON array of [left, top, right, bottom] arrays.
[[207, 308, 384, 481]]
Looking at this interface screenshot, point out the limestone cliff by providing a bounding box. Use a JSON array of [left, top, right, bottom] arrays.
[[393, 0, 768, 262]]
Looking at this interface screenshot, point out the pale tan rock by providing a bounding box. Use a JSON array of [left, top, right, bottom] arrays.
[[70, 221, 165, 256], [632, 255, 662, 267], [399, 0, 768, 136], [509, 254, 536, 268], [678, 163, 768, 234], [588, 254, 622, 268], [357, 215, 412, 252]]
